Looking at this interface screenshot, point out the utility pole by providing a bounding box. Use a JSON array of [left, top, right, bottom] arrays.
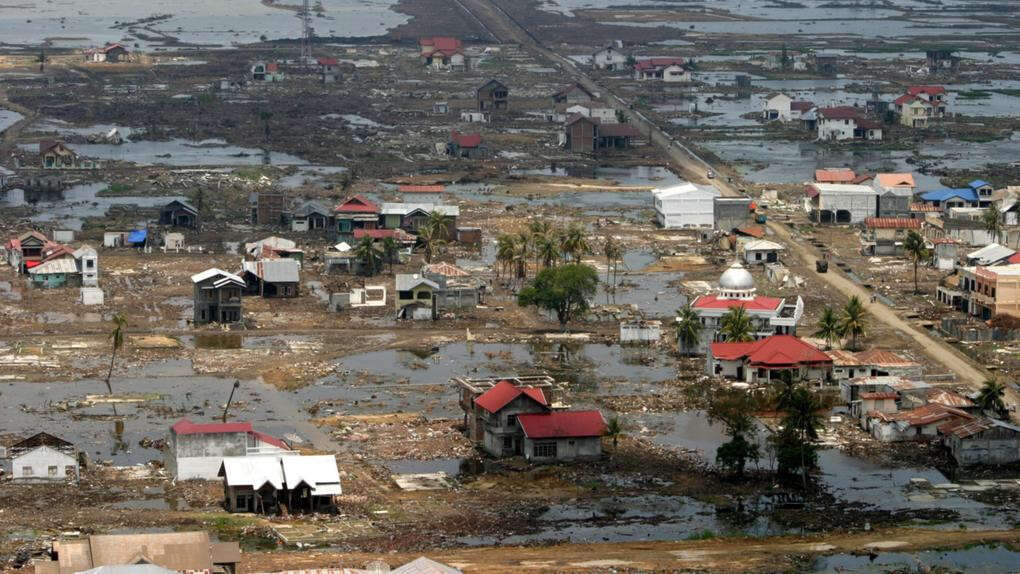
[[300, 0, 312, 66], [222, 380, 241, 423]]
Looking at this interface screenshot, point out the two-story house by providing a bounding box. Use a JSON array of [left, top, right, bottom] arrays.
[[164, 418, 292, 480], [477, 79, 509, 112], [191, 268, 245, 324]]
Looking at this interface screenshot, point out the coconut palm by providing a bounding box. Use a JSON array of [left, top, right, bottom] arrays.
[[535, 233, 561, 269], [605, 417, 623, 452], [561, 222, 591, 263], [495, 234, 515, 279], [424, 210, 451, 242], [976, 379, 1009, 419], [813, 307, 841, 350], [418, 224, 446, 263], [603, 236, 622, 303], [105, 313, 127, 396], [355, 236, 381, 275], [838, 296, 867, 351], [675, 303, 702, 356], [983, 203, 1004, 245], [903, 230, 929, 294], [382, 237, 399, 272], [513, 231, 532, 281], [720, 305, 755, 342]]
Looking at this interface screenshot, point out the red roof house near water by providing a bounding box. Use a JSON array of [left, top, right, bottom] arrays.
[[450, 131, 482, 149], [710, 335, 833, 383], [518, 410, 607, 439], [334, 194, 380, 213], [170, 418, 290, 450], [814, 168, 856, 184], [474, 380, 548, 414]]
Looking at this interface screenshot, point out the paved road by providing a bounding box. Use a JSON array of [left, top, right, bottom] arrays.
[[462, 0, 998, 396]]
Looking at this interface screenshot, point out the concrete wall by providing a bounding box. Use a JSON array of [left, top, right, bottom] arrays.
[[714, 198, 752, 231], [947, 432, 1020, 466], [655, 194, 715, 229], [523, 436, 601, 461], [167, 431, 290, 480]]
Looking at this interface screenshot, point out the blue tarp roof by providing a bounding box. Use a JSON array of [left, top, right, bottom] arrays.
[[968, 179, 990, 189], [127, 229, 147, 244], [920, 188, 978, 203]]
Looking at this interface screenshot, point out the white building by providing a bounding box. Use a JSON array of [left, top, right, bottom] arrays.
[[741, 239, 784, 265], [688, 262, 804, 354], [652, 183, 720, 229], [816, 107, 883, 141], [3, 433, 79, 483], [762, 93, 815, 122], [565, 104, 617, 124], [620, 320, 662, 343], [73, 244, 98, 287], [164, 418, 293, 480], [592, 46, 628, 70], [804, 183, 878, 224]]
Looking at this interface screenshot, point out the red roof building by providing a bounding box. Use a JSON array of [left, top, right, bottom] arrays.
[[450, 131, 482, 149], [474, 380, 548, 414], [710, 335, 832, 383], [907, 85, 946, 97], [398, 184, 445, 193], [865, 217, 922, 229], [691, 294, 783, 312], [517, 411, 607, 439], [334, 195, 379, 214], [814, 168, 856, 184]]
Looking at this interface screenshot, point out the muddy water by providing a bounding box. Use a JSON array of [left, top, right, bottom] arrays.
[[509, 165, 682, 188], [1, 182, 187, 231], [65, 139, 307, 167], [812, 545, 1020, 573]]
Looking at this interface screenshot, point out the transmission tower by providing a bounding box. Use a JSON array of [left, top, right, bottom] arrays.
[[300, 0, 312, 66]]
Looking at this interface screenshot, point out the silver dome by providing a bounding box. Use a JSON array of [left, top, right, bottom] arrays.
[[719, 261, 755, 291]]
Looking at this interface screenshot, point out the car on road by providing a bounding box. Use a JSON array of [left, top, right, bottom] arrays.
[[706, 169, 716, 179]]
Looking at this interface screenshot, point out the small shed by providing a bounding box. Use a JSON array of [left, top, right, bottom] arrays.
[[163, 232, 185, 250], [159, 200, 200, 229], [6, 433, 78, 483], [620, 320, 662, 344], [741, 239, 784, 265], [80, 287, 104, 306]]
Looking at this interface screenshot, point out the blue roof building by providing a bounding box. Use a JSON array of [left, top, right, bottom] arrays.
[[919, 188, 978, 205]]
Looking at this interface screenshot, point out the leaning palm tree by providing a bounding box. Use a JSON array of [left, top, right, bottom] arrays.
[[355, 236, 381, 275], [381, 237, 399, 272], [720, 305, 754, 342], [976, 379, 1009, 419], [983, 203, 1004, 245], [105, 313, 127, 396], [424, 210, 452, 242], [675, 303, 702, 356], [813, 307, 841, 350], [561, 222, 591, 263], [903, 230, 929, 294], [839, 296, 867, 351]]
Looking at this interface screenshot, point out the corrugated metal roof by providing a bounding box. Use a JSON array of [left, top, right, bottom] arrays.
[[191, 268, 245, 286], [243, 259, 300, 283], [280, 455, 342, 496], [391, 557, 462, 574], [865, 217, 922, 229], [517, 410, 607, 439], [219, 456, 286, 490], [474, 380, 548, 414], [28, 257, 78, 275], [395, 274, 440, 292]]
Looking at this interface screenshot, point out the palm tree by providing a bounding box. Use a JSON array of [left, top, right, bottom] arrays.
[[605, 417, 622, 452], [675, 303, 702, 356], [813, 307, 841, 350], [535, 234, 560, 269], [719, 305, 754, 342], [495, 234, 515, 280], [603, 236, 622, 304], [839, 296, 867, 351], [355, 236, 381, 275], [903, 231, 929, 294], [105, 313, 127, 396], [425, 210, 451, 242], [976, 379, 1009, 419], [561, 222, 591, 263], [418, 225, 445, 263], [382, 237, 399, 272], [513, 231, 532, 281], [983, 203, 1004, 245], [781, 386, 822, 488]]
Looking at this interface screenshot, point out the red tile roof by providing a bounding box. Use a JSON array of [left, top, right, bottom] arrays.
[[910, 202, 942, 212], [334, 194, 380, 213], [865, 217, 922, 229], [818, 106, 865, 120], [474, 380, 548, 414], [691, 294, 783, 312], [518, 410, 606, 439], [171, 418, 289, 450], [450, 131, 482, 148], [420, 37, 463, 57], [926, 388, 974, 409], [711, 335, 831, 368], [894, 94, 923, 106], [734, 226, 766, 239], [815, 168, 856, 183], [598, 123, 641, 137], [317, 57, 338, 66], [790, 100, 815, 112], [1008, 252, 1020, 265], [853, 349, 920, 368], [907, 85, 946, 96]]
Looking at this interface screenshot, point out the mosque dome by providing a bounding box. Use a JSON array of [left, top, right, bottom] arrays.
[[719, 261, 755, 291]]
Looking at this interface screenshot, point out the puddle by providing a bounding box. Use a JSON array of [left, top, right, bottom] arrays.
[[277, 165, 348, 189], [811, 544, 1020, 573], [509, 165, 681, 188], [0, 108, 24, 132], [2, 182, 187, 231], [382, 458, 475, 476]]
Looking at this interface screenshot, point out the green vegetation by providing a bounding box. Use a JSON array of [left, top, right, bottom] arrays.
[[355, 236, 381, 276], [838, 296, 867, 351], [719, 305, 754, 342], [707, 387, 761, 478], [686, 530, 716, 540], [675, 303, 703, 356], [813, 307, 841, 350], [518, 263, 600, 329], [904, 230, 929, 294], [957, 90, 993, 100], [976, 379, 1009, 419]]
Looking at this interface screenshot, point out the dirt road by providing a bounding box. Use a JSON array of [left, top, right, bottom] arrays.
[[242, 527, 1020, 573], [461, 0, 996, 397]]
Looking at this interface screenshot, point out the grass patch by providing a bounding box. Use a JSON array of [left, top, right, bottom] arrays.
[[957, 90, 992, 100], [686, 529, 716, 540]]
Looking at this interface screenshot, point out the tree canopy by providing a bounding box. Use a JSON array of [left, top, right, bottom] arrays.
[[518, 264, 599, 328]]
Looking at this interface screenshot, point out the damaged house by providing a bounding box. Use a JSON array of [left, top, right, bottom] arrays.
[[219, 454, 342, 514], [40, 141, 97, 170], [34, 531, 239, 574], [476, 79, 509, 112], [291, 200, 332, 232], [241, 259, 300, 298], [191, 268, 245, 325], [3, 432, 78, 483], [564, 114, 641, 153], [159, 199, 200, 230], [164, 419, 292, 481], [940, 418, 1020, 466], [447, 131, 488, 159], [708, 335, 833, 385], [334, 195, 381, 239], [455, 377, 605, 462], [862, 217, 923, 256]]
